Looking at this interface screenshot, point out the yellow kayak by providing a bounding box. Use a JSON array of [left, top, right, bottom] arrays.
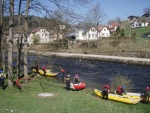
[[94, 88, 142, 104], [32, 69, 58, 77]]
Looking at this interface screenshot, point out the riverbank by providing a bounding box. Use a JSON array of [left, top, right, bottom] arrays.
[[1, 76, 150, 113], [29, 51, 150, 66]]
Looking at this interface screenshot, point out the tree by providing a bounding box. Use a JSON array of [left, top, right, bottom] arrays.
[[32, 34, 40, 44], [0, 0, 4, 68], [120, 27, 125, 36], [143, 7, 150, 14], [8, 0, 14, 88], [86, 2, 105, 48], [23, 0, 30, 81]]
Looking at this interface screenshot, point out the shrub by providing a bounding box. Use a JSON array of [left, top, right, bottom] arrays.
[[110, 74, 133, 92]]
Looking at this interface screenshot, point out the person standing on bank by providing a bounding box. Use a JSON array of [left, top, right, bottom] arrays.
[[102, 84, 110, 100], [42, 65, 47, 75], [74, 73, 80, 84], [64, 71, 71, 90], [61, 69, 65, 80], [0, 70, 6, 90], [144, 86, 150, 104]]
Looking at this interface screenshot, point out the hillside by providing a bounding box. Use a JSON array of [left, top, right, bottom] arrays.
[[121, 20, 150, 38]]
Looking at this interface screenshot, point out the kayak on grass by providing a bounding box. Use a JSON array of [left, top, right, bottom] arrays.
[[70, 82, 86, 91], [94, 88, 142, 104], [32, 69, 58, 77]]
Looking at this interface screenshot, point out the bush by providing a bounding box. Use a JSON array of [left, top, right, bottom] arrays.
[[110, 74, 133, 92]]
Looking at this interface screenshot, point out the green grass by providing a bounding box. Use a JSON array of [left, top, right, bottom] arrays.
[[0, 75, 150, 113], [125, 26, 150, 38]]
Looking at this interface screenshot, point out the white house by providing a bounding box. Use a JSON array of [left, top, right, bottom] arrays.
[[28, 27, 50, 45], [66, 25, 110, 41], [98, 26, 110, 37], [128, 16, 149, 28], [75, 26, 98, 41]]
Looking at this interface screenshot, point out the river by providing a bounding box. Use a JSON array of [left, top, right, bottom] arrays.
[[28, 53, 150, 93]]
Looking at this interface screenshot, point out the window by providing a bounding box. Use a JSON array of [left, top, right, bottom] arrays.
[[89, 34, 91, 38]]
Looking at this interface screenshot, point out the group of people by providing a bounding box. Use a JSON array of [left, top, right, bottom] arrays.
[[61, 68, 80, 90], [102, 84, 150, 104], [34, 64, 47, 75], [102, 84, 127, 100], [0, 69, 6, 90]]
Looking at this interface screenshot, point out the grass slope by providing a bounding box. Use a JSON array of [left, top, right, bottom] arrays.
[[0, 75, 150, 113]]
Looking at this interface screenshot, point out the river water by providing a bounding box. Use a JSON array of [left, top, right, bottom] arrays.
[[28, 53, 150, 93]]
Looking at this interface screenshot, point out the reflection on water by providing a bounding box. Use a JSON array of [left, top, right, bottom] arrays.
[[28, 54, 150, 93]]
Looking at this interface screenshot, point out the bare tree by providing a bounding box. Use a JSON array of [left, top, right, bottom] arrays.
[[8, 0, 14, 88], [143, 7, 150, 14], [23, 0, 30, 81], [86, 2, 105, 48]]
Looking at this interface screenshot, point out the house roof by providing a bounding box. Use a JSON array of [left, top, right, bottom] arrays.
[[142, 13, 150, 17], [30, 27, 48, 34], [128, 15, 139, 19]]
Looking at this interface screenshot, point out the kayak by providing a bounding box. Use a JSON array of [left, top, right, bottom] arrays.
[[124, 92, 150, 102], [32, 69, 52, 73], [32, 69, 58, 77], [94, 88, 142, 104], [70, 82, 86, 91]]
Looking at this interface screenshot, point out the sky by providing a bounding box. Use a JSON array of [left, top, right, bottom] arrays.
[[75, 0, 150, 24], [35, 0, 150, 25]]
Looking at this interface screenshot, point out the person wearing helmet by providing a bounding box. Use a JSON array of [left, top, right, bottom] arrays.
[[144, 86, 150, 104], [116, 85, 126, 95]]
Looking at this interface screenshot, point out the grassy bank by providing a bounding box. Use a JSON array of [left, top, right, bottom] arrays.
[[0, 75, 150, 113], [30, 38, 150, 58]]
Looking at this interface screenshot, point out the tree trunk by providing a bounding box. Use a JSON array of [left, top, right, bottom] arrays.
[[8, 0, 14, 88], [17, 0, 22, 77], [24, 0, 30, 81], [0, 0, 4, 63]]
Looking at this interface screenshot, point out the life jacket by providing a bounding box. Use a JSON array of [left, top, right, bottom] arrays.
[[65, 74, 70, 81], [61, 69, 65, 73], [103, 85, 110, 90], [117, 86, 122, 93], [42, 66, 46, 71], [0, 73, 5, 80]]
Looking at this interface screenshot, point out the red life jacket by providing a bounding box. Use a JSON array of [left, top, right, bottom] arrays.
[[117, 86, 122, 93], [103, 84, 110, 90]]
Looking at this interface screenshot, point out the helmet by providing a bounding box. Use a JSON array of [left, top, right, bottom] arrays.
[[122, 85, 125, 88], [146, 87, 149, 90]]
